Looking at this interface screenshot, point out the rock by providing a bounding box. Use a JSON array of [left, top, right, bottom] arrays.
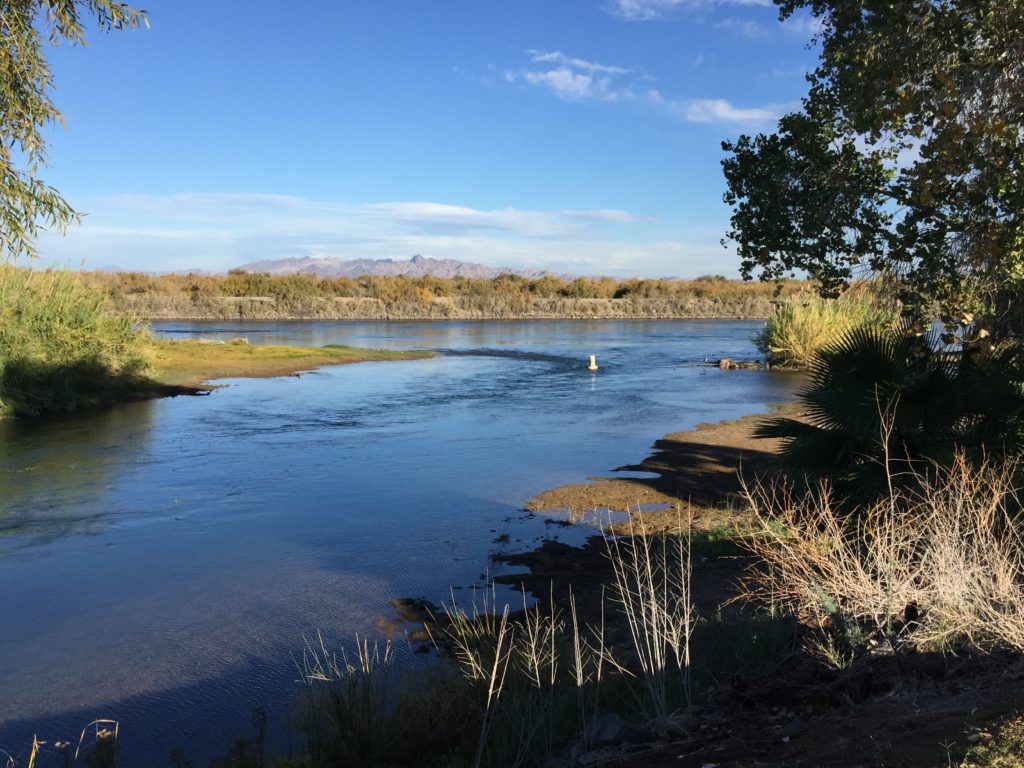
[[586, 712, 626, 747], [716, 358, 761, 370], [672, 712, 701, 733], [388, 597, 438, 623], [584, 713, 656, 748]]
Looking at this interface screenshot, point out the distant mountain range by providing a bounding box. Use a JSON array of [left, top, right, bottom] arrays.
[[236, 254, 568, 280]]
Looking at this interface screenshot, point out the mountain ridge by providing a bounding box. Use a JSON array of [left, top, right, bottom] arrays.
[[236, 254, 570, 280]]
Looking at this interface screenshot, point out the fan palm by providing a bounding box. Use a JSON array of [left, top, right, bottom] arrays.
[[757, 324, 1024, 494]]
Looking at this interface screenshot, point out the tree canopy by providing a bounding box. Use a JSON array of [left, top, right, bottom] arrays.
[[0, 0, 146, 261], [722, 0, 1023, 336]]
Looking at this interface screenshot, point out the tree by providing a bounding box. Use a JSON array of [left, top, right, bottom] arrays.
[[1, 0, 146, 261], [722, 0, 1023, 338]]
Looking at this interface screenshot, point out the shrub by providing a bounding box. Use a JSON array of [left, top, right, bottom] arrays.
[[741, 455, 1024, 657], [756, 324, 1024, 493], [756, 290, 892, 368], [0, 266, 151, 416]]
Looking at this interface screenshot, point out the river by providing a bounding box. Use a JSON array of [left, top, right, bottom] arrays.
[[0, 320, 796, 764]]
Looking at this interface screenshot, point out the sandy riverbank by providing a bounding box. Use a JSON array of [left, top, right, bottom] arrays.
[[524, 411, 790, 533], [149, 339, 436, 388]]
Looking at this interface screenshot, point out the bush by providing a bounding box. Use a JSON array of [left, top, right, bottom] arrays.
[[741, 455, 1024, 659], [756, 324, 1024, 493], [0, 266, 151, 416], [756, 290, 892, 368]]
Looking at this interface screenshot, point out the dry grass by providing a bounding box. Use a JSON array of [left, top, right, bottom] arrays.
[[605, 508, 695, 717], [740, 454, 1024, 655]]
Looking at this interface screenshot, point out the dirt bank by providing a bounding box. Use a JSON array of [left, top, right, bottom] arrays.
[[524, 411, 790, 534]]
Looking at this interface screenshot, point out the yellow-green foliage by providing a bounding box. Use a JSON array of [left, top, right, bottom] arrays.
[[87, 270, 808, 304], [756, 290, 892, 368], [0, 266, 151, 416]]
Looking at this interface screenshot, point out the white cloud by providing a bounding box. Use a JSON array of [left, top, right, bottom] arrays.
[[783, 11, 825, 36], [508, 50, 779, 126], [522, 68, 617, 101], [676, 98, 780, 124], [507, 50, 635, 102], [715, 17, 769, 39], [605, 0, 771, 21], [526, 50, 631, 76], [647, 90, 781, 126], [35, 193, 733, 277]]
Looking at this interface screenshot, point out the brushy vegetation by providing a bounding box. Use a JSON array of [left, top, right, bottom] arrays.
[[755, 289, 894, 368], [756, 324, 1024, 494], [83, 270, 810, 321], [0, 266, 152, 417], [742, 455, 1024, 663], [0, 266, 438, 417]]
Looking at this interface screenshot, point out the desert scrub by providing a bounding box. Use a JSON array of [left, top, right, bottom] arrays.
[[0, 266, 151, 417], [756, 289, 893, 368], [741, 455, 1024, 659]]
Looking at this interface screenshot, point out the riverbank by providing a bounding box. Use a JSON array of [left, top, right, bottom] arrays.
[[0, 339, 436, 418], [489, 412, 1024, 768], [149, 339, 436, 387], [88, 270, 808, 322]]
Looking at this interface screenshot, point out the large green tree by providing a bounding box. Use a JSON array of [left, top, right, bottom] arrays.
[[722, 0, 1023, 337], [1, 0, 146, 261]]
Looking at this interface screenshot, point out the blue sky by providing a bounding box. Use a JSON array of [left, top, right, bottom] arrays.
[[36, 0, 820, 277]]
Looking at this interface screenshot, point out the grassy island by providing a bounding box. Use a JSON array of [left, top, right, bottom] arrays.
[[150, 339, 436, 388]]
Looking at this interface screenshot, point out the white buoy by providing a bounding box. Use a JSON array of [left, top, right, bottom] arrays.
[[588, 354, 599, 371]]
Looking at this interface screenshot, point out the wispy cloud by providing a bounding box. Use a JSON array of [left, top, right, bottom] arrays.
[[783, 11, 825, 36], [525, 50, 631, 76], [508, 50, 780, 127], [505, 50, 638, 102], [37, 193, 731, 277], [648, 92, 781, 125], [605, 0, 771, 21], [714, 17, 768, 39]]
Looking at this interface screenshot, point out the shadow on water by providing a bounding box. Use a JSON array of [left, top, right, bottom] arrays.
[[0, 357, 171, 418], [0, 399, 158, 549], [0, 657, 296, 768]]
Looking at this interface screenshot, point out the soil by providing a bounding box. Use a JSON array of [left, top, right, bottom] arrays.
[[524, 411, 791, 534]]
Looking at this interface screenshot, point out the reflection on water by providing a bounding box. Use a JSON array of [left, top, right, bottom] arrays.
[[0, 401, 156, 547], [0, 320, 795, 763]]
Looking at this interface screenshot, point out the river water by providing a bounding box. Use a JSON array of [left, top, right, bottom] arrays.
[[0, 320, 796, 764]]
